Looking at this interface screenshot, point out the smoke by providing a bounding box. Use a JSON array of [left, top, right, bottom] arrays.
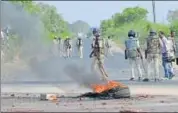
[[64, 62, 106, 89], [1, 1, 58, 82], [1, 1, 50, 60], [1, 1, 103, 88]]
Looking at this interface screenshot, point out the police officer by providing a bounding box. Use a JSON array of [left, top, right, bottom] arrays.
[[63, 36, 72, 58], [52, 36, 59, 56], [105, 36, 113, 56], [90, 29, 108, 81], [76, 36, 83, 58], [125, 30, 143, 81], [57, 37, 63, 57], [143, 30, 161, 82]]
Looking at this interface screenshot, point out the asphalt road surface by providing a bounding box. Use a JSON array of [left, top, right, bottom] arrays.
[[1, 38, 178, 112]]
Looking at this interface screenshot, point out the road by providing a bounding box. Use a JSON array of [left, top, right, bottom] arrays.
[[1, 38, 178, 112]]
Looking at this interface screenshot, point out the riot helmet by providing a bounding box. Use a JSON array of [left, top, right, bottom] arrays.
[[149, 29, 157, 36], [128, 30, 136, 38]]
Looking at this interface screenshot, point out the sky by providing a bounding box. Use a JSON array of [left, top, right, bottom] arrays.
[[39, 1, 178, 27]]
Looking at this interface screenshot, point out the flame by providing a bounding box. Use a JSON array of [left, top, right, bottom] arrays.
[[91, 81, 128, 93]]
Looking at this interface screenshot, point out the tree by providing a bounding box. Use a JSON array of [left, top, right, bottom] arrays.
[[112, 6, 148, 27], [170, 20, 178, 35], [2, 1, 72, 62], [37, 2, 69, 39], [99, 6, 171, 46]]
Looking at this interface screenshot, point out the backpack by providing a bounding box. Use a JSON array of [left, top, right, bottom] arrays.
[[125, 38, 138, 58], [147, 36, 160, 54]]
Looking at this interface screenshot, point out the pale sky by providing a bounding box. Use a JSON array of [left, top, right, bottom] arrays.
[[39, 1, 178, 27]]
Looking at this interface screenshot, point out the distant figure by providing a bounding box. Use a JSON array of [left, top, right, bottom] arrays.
[[57, 37, 63, 57], [64, 37, 72, 58], [125, 30, 143, 81], [52, 36, 59, 56], [1, 30, 5, 62], [76, 37, 83, 58], [105, 36, 113, 56]]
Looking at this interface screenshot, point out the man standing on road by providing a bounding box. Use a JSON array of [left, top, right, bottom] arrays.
[[64, 37, 72, 58], [143, 30, 161, 82], [168, 30, 178, 71], [105, 36, 113, 56], [159, 31, 174, 79], [1, 29, 5, 62], [166, 30, 176, 79], [52, 36, 59, 56], [76, 36, 83, 58], [125, 30, 143, 81], [90, 29, 108, 81], [57, 37, 63, 57]]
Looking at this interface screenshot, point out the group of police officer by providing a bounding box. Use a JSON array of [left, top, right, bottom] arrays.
[[52, 28, 177, 82], [52, 28, 113, 81], [125, 29, 177, 82]]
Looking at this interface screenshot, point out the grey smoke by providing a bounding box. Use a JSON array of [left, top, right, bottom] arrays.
[[1, 1, 103, 88], [1, 1, 50, 59], [64, 63, 106, 88]]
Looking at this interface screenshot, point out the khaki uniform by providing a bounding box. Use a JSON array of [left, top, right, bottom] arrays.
[[145, 35, 161, 80], [105, 38, 113, 56], [91, 37, 107, 81], [63, 39, 72, 58], [76, 39, 83, 58]]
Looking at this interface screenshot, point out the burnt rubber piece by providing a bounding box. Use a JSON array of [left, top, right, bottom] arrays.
[[79, 86, 130, 99]]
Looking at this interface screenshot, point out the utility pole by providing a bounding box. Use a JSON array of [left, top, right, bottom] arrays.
[[152, 0, 156, 23]]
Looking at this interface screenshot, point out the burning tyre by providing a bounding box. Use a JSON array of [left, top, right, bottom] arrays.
[[79, 81, 130, 99]]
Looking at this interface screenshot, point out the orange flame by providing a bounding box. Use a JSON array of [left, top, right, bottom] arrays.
[[91, 81, 127, 93]]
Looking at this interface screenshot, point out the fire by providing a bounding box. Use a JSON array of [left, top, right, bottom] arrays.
[[91, 81, 128, 93]]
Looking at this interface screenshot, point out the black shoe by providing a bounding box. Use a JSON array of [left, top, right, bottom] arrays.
[[130, 78, 134, 81], [143, 78, 149, 82]]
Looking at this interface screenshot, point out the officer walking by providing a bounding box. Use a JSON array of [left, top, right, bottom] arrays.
[[76, 36, 83, 58], [125, 30, 143, 81], [105, 36, 113, 56], [90, 28, 108, 81], [143, 30, 161, 82]]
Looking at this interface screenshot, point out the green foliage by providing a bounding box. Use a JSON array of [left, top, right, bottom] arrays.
[[100, 6, 174, 46], [170, 20, 178, 36], [10, 1, 71, 40], [112, 7, 148, 27], [4, 1, 73, 61]]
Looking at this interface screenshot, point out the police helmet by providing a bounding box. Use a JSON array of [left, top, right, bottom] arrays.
[[128, 30, 136, 37], [149, 29, 157, 35], [92, 28, 99, 35]]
